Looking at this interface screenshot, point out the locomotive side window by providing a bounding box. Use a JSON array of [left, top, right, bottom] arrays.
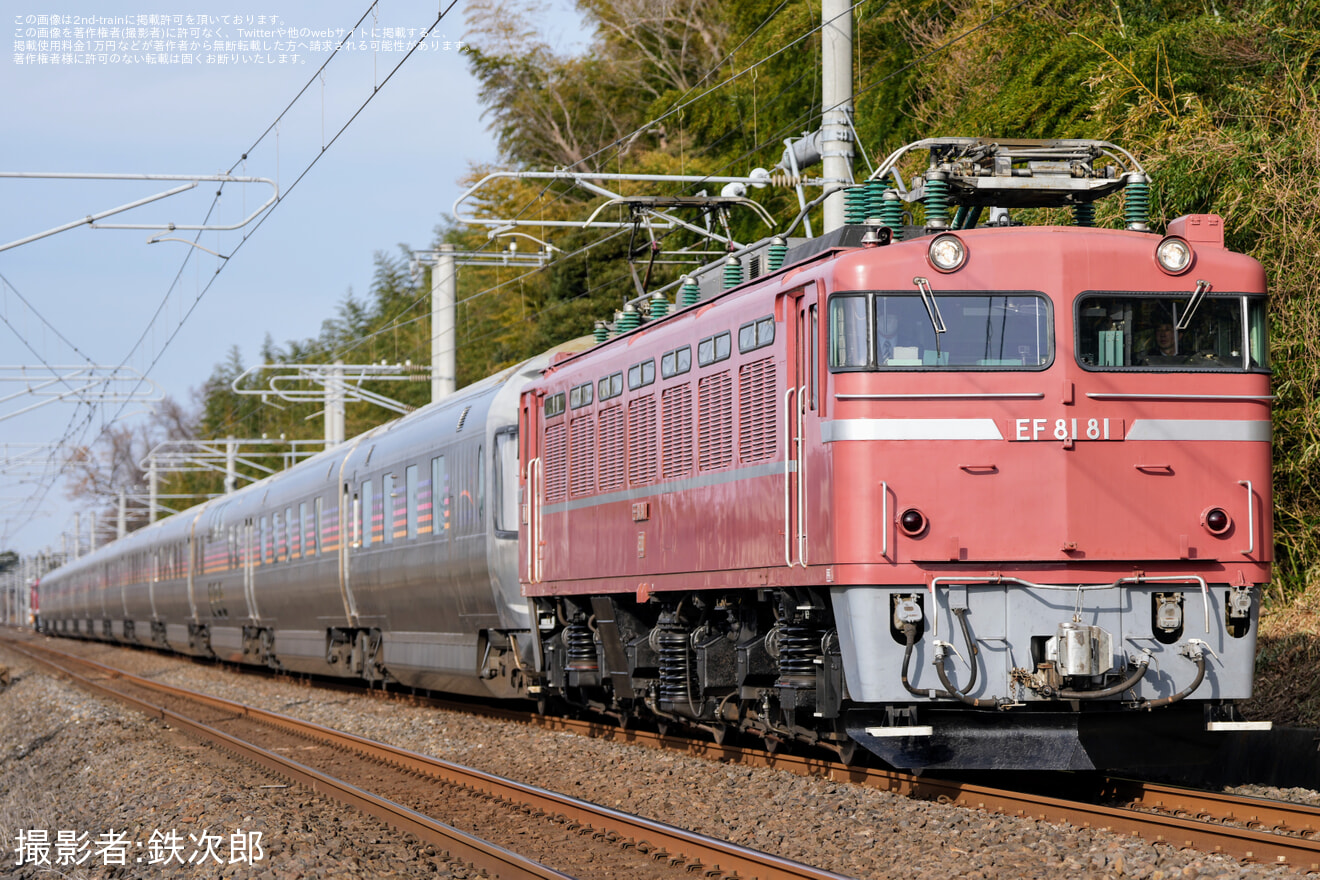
[[661, 346, 691, 378], [598, 372, 623, 400], [738, 315, 775, 353], [829, 291, 1050, 370], [544, 392, 566, 418], [1075, 293, 1266, 371], [698, 331, 731, 366], [315, 496, 324, 554], [300, 501, 311, 556], [569, 382, 594, 409], [383, 474, 395, 544], [628, 359, 656, 390]]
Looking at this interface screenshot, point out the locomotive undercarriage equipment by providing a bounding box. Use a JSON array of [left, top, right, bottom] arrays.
[[536, 590, 853, 758]]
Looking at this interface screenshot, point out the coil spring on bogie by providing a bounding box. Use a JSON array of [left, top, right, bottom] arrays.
[[657, 626, 696, 704], [776, 621, 822, 686], [564, 622, 598, 671]]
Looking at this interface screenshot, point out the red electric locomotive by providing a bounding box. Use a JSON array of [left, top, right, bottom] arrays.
[[519, 139, 1271, 769]]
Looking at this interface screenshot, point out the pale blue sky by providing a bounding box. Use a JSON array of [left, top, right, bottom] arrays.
[[1, 0, 585, 553]]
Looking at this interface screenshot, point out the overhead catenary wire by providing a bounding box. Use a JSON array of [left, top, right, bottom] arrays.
[[6, 1, 461, 544]]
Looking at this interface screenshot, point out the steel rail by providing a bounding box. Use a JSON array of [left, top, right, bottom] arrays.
[[5, 636, 856, 880], [5, 640, 567, 880]]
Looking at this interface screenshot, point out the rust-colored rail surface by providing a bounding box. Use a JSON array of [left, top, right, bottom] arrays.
[[1, 633, 856, 880]]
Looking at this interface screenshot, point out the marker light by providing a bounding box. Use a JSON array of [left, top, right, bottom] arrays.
[[899, 508, 927, 536], [927, 234, 967, 273], [1202, 507, 1231, 535], [1156, 236, 1193, 275]]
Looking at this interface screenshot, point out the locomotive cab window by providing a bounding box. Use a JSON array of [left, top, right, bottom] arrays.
[[544, 392, 566, 418], [1075, 293, 1268, 371], [829, 291, 1051, 370]]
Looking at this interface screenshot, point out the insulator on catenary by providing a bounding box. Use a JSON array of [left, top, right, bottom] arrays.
[[768, 172, 803, 188]]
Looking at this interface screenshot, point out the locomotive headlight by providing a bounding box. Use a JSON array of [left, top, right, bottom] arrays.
[[927, 234, 967, 272], [1156, 236, 1193, 275], [1202, 507, 1231, 535]]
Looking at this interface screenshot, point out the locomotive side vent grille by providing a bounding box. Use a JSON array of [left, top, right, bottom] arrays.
[[661, 383, 694, 479], [456, 405, 471, 432], [544, 422, 568, 503], [739, 357, 778, 463], [597, 405, 625, 491], [628, 395, 658, 486], [698, 371, 733, 471], [569, 414, 596, 498]]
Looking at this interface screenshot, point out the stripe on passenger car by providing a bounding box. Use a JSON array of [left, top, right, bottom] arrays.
[[1126, 419, 1271, 441], [821, 418, 1004, 442]]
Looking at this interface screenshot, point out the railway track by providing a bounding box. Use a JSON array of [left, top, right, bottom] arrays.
[[10, 630, 1320, 873], [1, 633, 855, 880]]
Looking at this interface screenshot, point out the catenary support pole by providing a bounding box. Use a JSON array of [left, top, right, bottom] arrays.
[[432, 244, 456, 402], [821, 0, 855, 233]]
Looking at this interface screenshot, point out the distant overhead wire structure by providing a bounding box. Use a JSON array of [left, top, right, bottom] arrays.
[[0, 366, 163, 423], [1, 0, 462, 546]]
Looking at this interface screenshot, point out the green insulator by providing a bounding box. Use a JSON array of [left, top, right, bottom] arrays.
[[679, 275, 701, 307], [649, 293, 669, 320], [880, 189, 904, 242], [1124, 173, 1150, 231], [723, 256, 744, 290], [866, 179, 887, 220], [1073, 201, 1096, 227], [924, 173, 950, 229], [593, 321, 609, 343], [609, 309, 624, 338], [844, 186, 869, 225], [617, 303, 641, 333], [766, 236, 788, 272]]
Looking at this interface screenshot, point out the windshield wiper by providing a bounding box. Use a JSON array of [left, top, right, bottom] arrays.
[[912, 276, 948, 334]]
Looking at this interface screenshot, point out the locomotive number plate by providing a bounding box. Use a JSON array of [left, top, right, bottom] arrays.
[[1011, 418, 1124, 442]]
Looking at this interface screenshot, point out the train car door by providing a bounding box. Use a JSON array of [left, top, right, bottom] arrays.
[[784, 287, 814, 568], [520, 392, 544, 586], [242, 518, 260, 621]]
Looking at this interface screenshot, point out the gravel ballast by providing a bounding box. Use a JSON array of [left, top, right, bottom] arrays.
[[3, 633, 1313, 880]]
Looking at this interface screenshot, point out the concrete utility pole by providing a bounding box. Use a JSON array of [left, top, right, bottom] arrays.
[[89, 511, 96, 553], [326, 360, 346, 446], [224, 436, 237, 494], [117, 489, 126, 539], [73, 512, 81, 560], [431, 243, 457, 403], [148, 456, 159, 523], [821, 0, 855, 233]]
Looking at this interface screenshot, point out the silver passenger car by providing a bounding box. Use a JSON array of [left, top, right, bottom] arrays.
[[39, 343, 587, 698]]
